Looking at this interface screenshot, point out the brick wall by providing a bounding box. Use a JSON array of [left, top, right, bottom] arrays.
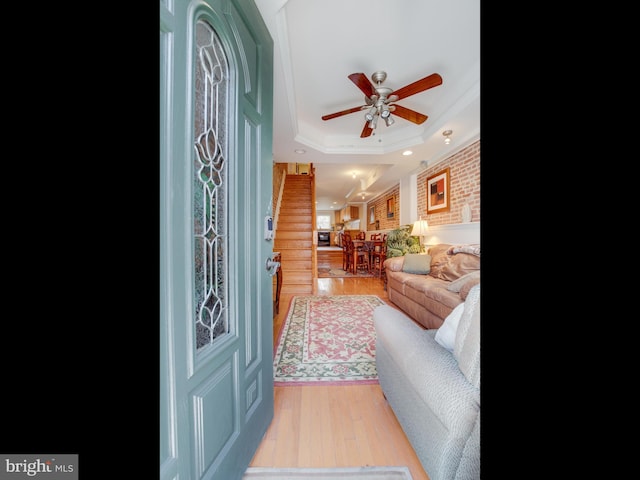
[[417, 140, 480, 225], [367, 184, 400, 231], [366, 140, 480, 228]]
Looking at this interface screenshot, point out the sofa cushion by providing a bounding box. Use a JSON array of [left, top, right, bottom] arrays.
[[434, 302, 465, 352], [447, 270, 480, 293], [403, 275, 462, 310], [459, 275, 481, 301], [427, 244, 480, 281], [401, 254, 431, 274], [439, 253, 480, 281], [427, 244, 455, 279]]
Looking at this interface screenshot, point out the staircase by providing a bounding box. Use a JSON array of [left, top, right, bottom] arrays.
[[274, 174, 315, 295]]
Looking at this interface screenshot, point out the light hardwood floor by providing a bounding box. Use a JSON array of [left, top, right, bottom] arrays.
[[250, 269, 430, 480]]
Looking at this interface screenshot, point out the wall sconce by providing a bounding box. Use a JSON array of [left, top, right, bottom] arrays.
[[411, 217, 429, 252], [352, 172, 357, 179], [443, 130, 452, 145]]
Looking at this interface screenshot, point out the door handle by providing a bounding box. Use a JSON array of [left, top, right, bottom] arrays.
[[265, 257, 280, 277]]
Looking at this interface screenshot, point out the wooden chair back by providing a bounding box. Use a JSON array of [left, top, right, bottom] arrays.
[[371, 236, 387, 277], [342, 234, 354, 271]]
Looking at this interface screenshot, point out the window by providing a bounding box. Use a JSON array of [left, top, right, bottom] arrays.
[[193, 20, 230, 350], [316, 214, 332, 230]]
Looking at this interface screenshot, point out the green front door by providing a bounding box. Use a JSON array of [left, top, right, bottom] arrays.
[[160, 1, 274, 479]]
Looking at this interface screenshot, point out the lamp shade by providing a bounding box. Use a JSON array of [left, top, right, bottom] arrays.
[[411, 219, 429, 237]]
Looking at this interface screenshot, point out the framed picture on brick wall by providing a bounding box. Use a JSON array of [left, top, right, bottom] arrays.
[[426, 167, 450, 214], [386, 197, 395, 218]]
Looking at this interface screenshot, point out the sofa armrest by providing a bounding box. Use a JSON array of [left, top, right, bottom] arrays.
[[384, 256, 404, 272], [373, 305, 479, 426]]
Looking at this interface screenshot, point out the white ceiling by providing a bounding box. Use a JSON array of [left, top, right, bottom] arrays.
[[255, 0, 480, 211]]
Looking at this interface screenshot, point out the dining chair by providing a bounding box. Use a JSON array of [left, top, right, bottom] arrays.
[[344, 235, 368, 274], [354, 231, 367, 258], [354, 242, 370, 274], [371, 234, 387, 277], [342, 233, 353, 271]]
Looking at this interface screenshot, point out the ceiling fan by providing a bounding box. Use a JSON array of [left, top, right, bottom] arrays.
[[321, 71, 443, 138]]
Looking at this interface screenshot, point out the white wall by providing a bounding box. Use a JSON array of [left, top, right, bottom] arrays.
[[423, 221, 480, 246], [399, 175, 413, 226]]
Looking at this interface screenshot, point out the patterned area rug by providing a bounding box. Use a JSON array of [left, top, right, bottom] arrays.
[[273, 295, 386, 385], [318, 267, 375, 278], [243, 466, 413, 479]]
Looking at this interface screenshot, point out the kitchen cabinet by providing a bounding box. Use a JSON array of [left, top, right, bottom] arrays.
[[349, 206, 359, 220], [339, 207, 347, 223], [338, 205, 360, 222]]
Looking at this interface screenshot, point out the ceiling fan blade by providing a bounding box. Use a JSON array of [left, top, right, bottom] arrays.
[[392, 73, 443, 100], [322, 105, 365, 121], [348, 73, 376, 98], [392, 104, 428, 124], [360, 122, 373, 138]]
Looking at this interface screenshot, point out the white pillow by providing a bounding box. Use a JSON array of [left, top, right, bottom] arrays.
[[434, 302, 465, 352]]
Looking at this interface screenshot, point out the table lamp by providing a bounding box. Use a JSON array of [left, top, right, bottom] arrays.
[[411, 217, 429, 252]]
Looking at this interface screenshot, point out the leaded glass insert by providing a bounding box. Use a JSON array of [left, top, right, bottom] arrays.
[[193, 20, 229, 350]]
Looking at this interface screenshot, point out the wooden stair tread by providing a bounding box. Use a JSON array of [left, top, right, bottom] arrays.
[[276, 173, 315, 296]]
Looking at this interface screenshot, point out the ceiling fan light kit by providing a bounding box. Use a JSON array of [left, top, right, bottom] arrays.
[[368, 113, 378, 129], [322, 70, 443, 138], [365, 106, 377, 121]]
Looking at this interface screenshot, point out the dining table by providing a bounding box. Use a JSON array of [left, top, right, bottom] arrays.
[[350, 240, 383, 274]]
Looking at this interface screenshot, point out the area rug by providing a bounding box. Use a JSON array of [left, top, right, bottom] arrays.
[[318, 267, 375, 278], [273, 295, 386, 385], [243, 466, 413, 479]]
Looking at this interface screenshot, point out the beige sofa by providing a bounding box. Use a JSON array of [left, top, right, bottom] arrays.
[[384, 243, 480, 329]]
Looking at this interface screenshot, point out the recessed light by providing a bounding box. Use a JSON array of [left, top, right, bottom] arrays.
[[294, 149, 306, 154], [402, 150, 413, 156]]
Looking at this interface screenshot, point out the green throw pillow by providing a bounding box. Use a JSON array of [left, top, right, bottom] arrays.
[[401, 254, 431, 274]]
